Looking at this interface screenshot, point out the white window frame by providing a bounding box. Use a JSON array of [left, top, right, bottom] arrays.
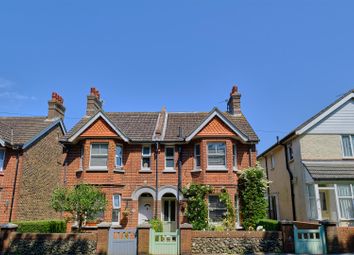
[[336, 183, 354, 220], [115, 144, 123, 168], [89, 143, 109, 170], [208, 195, 227, 224], [341, 135, 354, 158], [207, 142, 227, 170], [0, 149, 5, 171], [270, 154, 275, 170], [112, 194, 121, 223], [141, 145, 151, 170], [165, 146, 175, 170], [194, 144, 201, 170], [232, 144, 237, 170]]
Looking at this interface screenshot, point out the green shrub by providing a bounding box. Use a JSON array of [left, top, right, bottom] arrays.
[[256, 219, 280, 231], [14, 220, 66, 233], [149, 218, 163, 232]]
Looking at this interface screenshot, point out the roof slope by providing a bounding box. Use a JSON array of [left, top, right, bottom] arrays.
[[0, 117, 58, 145], [303, 161, 354, 180]]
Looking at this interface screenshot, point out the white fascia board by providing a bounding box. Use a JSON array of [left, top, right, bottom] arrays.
[[185, 110, 248, 142], [296, 92, 354, 135], [68, 112, 129, 143], [0, 138, 5, 147]]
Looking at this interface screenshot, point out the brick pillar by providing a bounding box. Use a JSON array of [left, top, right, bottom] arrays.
[[137, 223, 150, 255], [180, 223, 192, 255], [96, 222, 111, 255], [280, 220, 294, 253], [0, 223, 18, 253], [320, 220, 338, 254]]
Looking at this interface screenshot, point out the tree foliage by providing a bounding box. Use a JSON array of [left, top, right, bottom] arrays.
[[182, 184, 213, 230], [238, 164, 268, 230], [51, 184, 107, 232], [219, 188, 236, 230]]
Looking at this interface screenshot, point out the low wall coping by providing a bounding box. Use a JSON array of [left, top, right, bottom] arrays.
[[137, 223, 151, 229], [280, 220, 294, 225], [97, 222, 111, 228], [0, 223, 18, 229], [191, 230, 282, 239], [180, 223, 192, 229]]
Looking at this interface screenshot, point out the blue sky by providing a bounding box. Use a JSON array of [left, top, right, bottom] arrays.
[[0, 1, 353, 153]]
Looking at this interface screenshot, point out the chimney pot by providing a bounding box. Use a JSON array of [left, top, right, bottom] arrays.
[[48, 92, 65, 120]]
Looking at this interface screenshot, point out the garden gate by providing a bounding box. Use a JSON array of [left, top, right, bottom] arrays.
[[108, 228, 137, 255], [294, 225, 327, 254], [149, 229, 179, 255]]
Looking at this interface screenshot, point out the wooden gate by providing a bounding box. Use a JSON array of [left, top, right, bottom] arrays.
[[294, 225, 327, 254], [108, 228, 137, 255], [149, 229, 179, 255]]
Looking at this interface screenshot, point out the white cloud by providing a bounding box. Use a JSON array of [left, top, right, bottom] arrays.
[[0, 78, 15, 88], [0, 92, 36, 101]]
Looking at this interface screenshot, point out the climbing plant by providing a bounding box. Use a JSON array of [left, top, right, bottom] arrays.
[[238, 164, 268, 230], [218, 188, 236, 230], [182, 184, 213, 230]]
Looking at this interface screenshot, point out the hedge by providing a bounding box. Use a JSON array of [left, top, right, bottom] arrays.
[[256, 219, 280, 231], [14, 220, 66, 233]]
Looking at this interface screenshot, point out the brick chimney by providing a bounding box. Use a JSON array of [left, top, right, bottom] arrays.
[[48, 92, 65, 120], [86, 87, 103, 116], [227, 85, 241, 115]]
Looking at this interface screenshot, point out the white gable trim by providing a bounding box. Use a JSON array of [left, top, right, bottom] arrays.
[[68, 112, 129, 142], [297, 92, 354, 135], [185, 110, 248, 142], [0, 138, 5, 147]]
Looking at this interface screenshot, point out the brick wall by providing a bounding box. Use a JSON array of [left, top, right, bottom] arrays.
[[15, 125, 65, 221]]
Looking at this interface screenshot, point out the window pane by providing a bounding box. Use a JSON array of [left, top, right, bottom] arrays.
[[112, 209, 120, 222], [100, 144, 108, 154], [164, 200, 169, 221], [208, 143, 217, 153], [217, 143, 226, 153], [208, 196, 227, 209], [308, 185, 315, 197], [342, 136, 353, 157], [170, 200, 176, 221], [196, 156, 201, 167], [90, 156, 107, 167], [113, 195, 120, 208], [116, 146, 122, 166], [91, 144, 100, 154], [208, 155, 225, 166], [337, 185, 351, 196], [166, 147, 174, 157], [0, 150, 4, 160], [339, 198, 354, 219], [142, 157, 150, 168], [166, 159, 174, 168], [209, 209, 227, 223], [195, 144, 200, 155], [143, 146, 150, 156]]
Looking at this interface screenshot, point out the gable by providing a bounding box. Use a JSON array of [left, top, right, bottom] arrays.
[[80, 118, 117, 137], [308, 99, 354, 134], [197, 116, 236, 137]]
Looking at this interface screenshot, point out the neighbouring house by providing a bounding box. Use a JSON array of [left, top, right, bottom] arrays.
[[0, 93, 66, 224], [61, 86, 258, 230], [258, 89, 354, 226]]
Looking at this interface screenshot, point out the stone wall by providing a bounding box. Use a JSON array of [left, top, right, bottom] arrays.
[[3, 233, 97, 255], [191, 231, 282, 254]]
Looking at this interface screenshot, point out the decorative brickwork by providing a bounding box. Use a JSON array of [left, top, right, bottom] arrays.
[[80, 118, 117, 138], [197, 117, 235, 137]]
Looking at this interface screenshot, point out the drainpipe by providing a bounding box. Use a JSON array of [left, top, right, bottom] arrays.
[[282, 144, 297, 221], [264, 156, 271, 219], [248, 147, 252, 167], [155, 142, 159, 218], [177, 145, 182, 230], [9, 148, 20, 222]]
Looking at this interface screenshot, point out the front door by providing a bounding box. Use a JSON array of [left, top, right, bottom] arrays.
[[319, 191, 330, 220], [162, 199, 176, 232], [139, 197, 153, 224]]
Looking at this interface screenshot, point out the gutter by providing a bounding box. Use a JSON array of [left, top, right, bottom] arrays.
[[282, 143, 297, 221]]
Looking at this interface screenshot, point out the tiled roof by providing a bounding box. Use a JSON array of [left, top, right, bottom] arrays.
[[0, 117, 55, 145], [63, 109, 258, 143], [303, 161, 354, 180]]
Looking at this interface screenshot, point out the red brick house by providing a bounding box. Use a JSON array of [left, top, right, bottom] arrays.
[[0, 93, 66, 224], [61, 86, 258, 230]]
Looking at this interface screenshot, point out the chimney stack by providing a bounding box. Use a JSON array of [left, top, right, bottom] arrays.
[[227, 85, 241, 115], [86, 87, 103, 116], [48, 92, 65, 120]]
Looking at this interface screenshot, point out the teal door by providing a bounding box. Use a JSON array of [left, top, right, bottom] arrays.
[[294, 225, 327, 254]]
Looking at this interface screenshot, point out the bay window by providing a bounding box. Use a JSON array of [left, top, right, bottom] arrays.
[[0, 149, 5, 171], [207, 142, 226, 169], [116, 144, 123, 168], [208, 195, 227, 223], [341, 135, 354, 157], [141, 145, 151, 170], [112, 194, 121, 223], [90, 143, 108, 169]]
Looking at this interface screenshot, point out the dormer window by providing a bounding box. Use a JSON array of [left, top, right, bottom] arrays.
[[89, 143, 108, 170], [342, 135, 354, 158]]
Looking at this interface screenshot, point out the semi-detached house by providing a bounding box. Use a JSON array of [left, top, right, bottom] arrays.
[[61, 86, 258, 230]]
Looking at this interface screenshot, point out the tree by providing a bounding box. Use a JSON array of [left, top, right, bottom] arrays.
[[51, 184, 107, 232], [238, 164, 268, 230]]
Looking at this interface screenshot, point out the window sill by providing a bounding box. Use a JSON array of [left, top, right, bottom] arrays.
[[233, 169, 241, 173], [139, 169, 152, 173], [87, 168, 109, 172], [191, 169, 202, 173], [0, 172, 4, 176], [163, 169, 176, 173], [76, 169, 83, 173], [113, 169, 125, 173], [206, 167, 228, 172]]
